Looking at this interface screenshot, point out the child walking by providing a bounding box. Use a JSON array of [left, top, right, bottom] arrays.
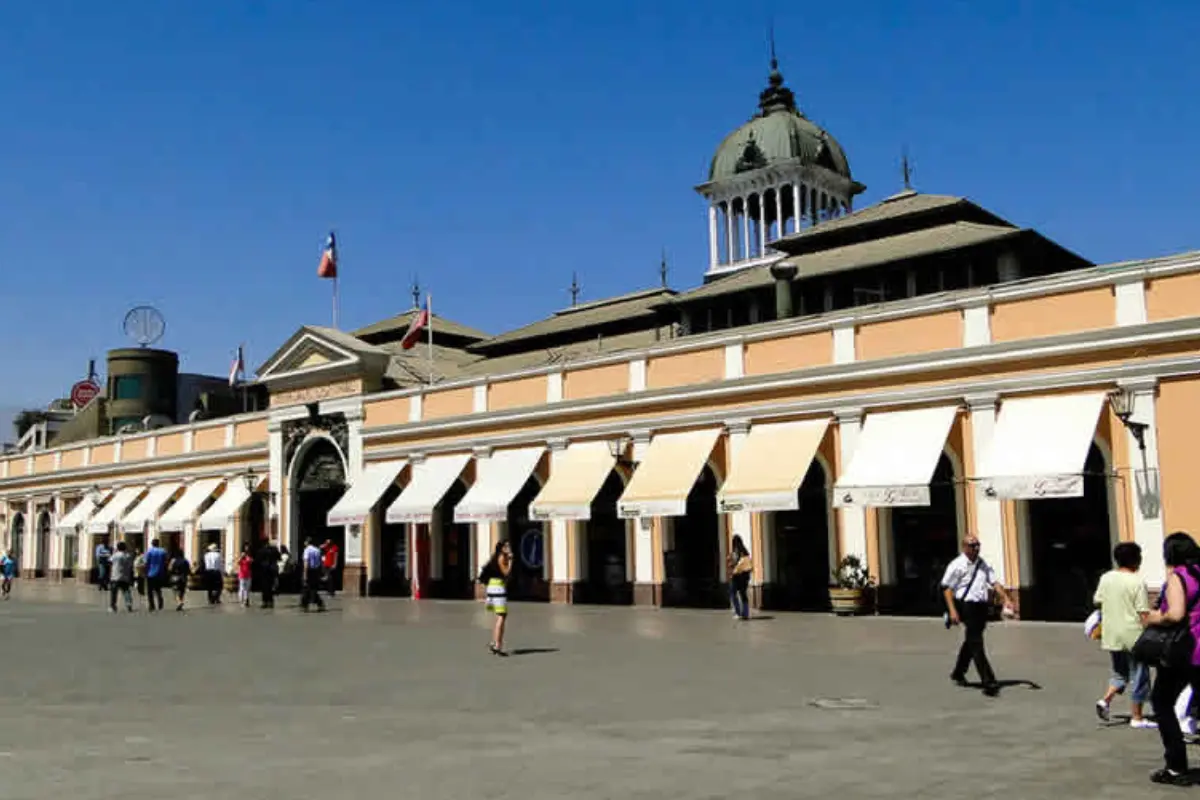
[[479, 540, 513, 656], [1093, 542, 1154, 728]]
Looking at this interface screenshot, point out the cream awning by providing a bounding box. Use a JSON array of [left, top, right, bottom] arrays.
[[384, 453, 471, 525], [719, 419, 829, 512], [834, 405, 959, 507], [618, 428, 723, 518], [327, 460, 407, 526], [529, 441, 616, 521], [975, 392, 1107, 499], [453, 447, 545, 523], [196, 478, 257, 531], [157, 478, 224, 533], [86, 486, 145, 534], [120, 483, 183, 534], [56, 489, 114, 534]]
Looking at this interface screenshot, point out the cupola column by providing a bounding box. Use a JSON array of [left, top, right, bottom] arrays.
[[741, 199, 750, 260], [725, 201, 735, 264], [708, 204, 719, 268], [774, 188, 784, 242], [792, 183, 802, 234]]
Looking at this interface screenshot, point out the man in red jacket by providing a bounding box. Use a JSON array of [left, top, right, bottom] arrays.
[[320, 539, 340, 597]]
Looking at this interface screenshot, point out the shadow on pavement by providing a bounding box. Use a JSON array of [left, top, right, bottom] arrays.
[[510, 647, 560, 656]]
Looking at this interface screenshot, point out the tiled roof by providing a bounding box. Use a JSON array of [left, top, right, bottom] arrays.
[[352, 310, 489, 342], [469, 288, 675, 352]]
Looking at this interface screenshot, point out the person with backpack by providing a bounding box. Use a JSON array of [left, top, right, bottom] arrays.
[[1142, 532, 1200, 785], [168, 548, 191, 612], [479, 540, 512, 656], [941, 534, 1016, 697], [0, 550, 16, 599]]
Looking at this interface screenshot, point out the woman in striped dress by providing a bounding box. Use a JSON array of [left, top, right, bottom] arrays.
[[481, 540, 513, 656]]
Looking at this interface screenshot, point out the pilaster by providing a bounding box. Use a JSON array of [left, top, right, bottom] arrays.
[[834, 409, 868, 567], [965, 392, 1007, 585]]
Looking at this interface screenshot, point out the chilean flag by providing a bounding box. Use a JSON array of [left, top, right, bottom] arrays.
[[228, 345, 244, 387], [317, 232, 337, 279], [401, 296, 430, 350]]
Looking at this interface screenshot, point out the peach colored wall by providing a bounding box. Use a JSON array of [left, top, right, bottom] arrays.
[[91, 444, 115, 465], [8, 459, 28, 477], [1146, 273, 1200, 323], [857, 311, 962, 362], [156, 434, 184, 458], [563, 363, 627, 402], [33, 454, 55, 474], [489, 376, 547, 411], [193, 427, 226, 452], [423, 387, 473, 420], [990, 287, 1115, 343], [235, 419, 268, 447], [744, 330, 832, 376], [60, 449, 85, 471], [1097, 409, 1134, 544], [364, 397, 408, 429], [646, 348, 723, 390], [1157, 377, 1200, 535]]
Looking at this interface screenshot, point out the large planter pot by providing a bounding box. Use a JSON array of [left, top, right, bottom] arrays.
[[829, 587, 868, 616]]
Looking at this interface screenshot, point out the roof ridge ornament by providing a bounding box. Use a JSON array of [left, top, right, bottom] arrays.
[[758, 28, 798, 116]]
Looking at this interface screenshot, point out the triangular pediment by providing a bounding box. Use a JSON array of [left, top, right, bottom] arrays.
[[254, 325, 392, 395]]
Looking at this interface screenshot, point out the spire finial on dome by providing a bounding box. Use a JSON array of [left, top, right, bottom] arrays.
[[758, 25, 795, 114]]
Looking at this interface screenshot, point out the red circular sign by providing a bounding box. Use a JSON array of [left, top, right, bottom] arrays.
[[70, 380, 101, 408]]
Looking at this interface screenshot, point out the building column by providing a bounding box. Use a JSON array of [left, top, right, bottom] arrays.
[[630, 431, 658, 605], [267, 421, 284, 544], [741, 197, 750, 261], [723, 420, 755, 603], [756, 193, 766, 256], [791, 183, 802, 233], [473, 521, 493, 600], [966, 394, 1007, 586], [708, 204, 719, 269], [725, 201, 735, 264], [547, 441, 574, 603], [834, 411, 869, 569], [342, 410, 368, 595], [1119, 378, 1166, 588], [23, 498, 36, 578]]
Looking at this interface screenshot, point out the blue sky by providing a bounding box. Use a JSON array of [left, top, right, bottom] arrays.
[[2, 1, 1199, 423]]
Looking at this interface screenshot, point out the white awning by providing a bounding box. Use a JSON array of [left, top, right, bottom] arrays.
[[618, 428, 723, 518], [454, 447, 545, 523], [157, 478, 224, 533], [56, 489, 114, 534], [196, 480, 254, 531], [834, 405, 959, 507], [86, 486, 146, 534], [327, 460, 407, 527], [385, 453, 471, 524], [529, 441, 616, 521], [719, 419, 829, 512], [120, 483, 183, 534], [975, 392, 1107, 499]]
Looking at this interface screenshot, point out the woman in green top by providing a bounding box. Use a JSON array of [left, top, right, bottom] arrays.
[[480, 540, 512, 656], [1094, 542, 1153, 728]]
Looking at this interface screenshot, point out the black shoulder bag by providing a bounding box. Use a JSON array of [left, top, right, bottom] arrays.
[[1132, 566, 1200, 669]]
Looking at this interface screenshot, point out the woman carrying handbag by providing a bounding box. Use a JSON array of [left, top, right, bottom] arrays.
[[1139, 532, 1200, 786]]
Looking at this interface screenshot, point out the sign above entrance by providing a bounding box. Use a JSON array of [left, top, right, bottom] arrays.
[[70, 380, 101, 409]]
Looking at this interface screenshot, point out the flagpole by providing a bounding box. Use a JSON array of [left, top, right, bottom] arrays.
[[426, 293, 434, 386], [332, 275, 340, 329], [240, 344, 248, 414]]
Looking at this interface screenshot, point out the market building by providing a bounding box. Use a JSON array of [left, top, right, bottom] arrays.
[[1, 57, 1195, 621]]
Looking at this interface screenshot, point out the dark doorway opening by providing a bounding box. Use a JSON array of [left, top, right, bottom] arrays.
[[580, 470, 631, 605], [768, 460, 831, 612], [504, 476, 549, 602], [373, 483, 410, 596], [1026, 444, 1113, 622], [663, 466, 723, 608], [35, 512, 51, 578], [435, 480, 472, 599], [889, 454, 960, 616]]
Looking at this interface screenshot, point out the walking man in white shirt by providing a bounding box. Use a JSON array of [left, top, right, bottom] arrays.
[[202, 543, 224, 606], [942, 535, 1016, 697], [301, 538, 326, 612]]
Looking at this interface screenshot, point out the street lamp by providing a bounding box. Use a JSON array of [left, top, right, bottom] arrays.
[[1110, 386, 1157, 517], [242, 468, 259, 495], [86, 484, 102, 504], [607, 437, 638, 469]]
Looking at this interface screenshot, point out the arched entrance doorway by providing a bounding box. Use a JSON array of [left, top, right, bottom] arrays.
[[35, 511, 52, 578], [580, 471, 630, 605], [434, 479, 472, 599], [291, 437, 348, 591], [1026, 443, 1114, 622], [767, 460, 831, 611], [663, 466, 722, 608], [502, 476, 550, 602], [887, 454, 961, 616], [8, 513, 23, 572]]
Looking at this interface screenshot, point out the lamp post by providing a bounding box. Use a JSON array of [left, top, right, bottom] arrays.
[[1110, 387, 1157, 517], [607, 437, 638, 470]]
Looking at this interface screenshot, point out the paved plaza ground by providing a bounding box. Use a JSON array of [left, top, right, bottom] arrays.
[[0, 583, 1187, 799]]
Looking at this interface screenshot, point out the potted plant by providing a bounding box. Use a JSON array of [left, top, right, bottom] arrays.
[[829, 555, 874, 616]]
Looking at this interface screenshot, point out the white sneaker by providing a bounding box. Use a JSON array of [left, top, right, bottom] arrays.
[[1131, 718, 1158, 729], [1095, 700, 1111, 721], [1181, 717, 1196, 735]]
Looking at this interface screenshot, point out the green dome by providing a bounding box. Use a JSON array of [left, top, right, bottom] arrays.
[[708, 63, 852, 183]]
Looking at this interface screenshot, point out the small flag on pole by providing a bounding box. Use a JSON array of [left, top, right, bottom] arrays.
[[318, 232, 338, 279], [228, 345, 244, 387], [400, 298, 430, 351]]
